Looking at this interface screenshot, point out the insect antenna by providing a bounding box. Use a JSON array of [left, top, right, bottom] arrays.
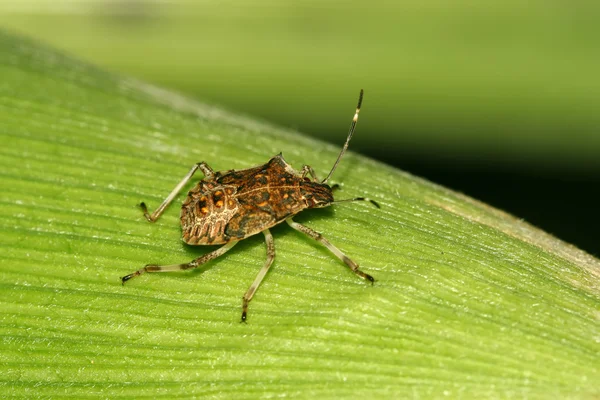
[[322, 89, 364, 184], [331, 197, 380, 209]]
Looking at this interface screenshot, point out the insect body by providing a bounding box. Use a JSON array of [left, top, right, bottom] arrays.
[[121, 90, 378, 321], [179, 154, 335, 245]]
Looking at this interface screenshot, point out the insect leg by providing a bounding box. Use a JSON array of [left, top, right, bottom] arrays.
[[300, 165, 320, 182], [140, 162, 215, 222], [241, 229, 275, 322], [121, 240, 237, 284], [331, 197, 380, 208], [286, 217, 374, 283]]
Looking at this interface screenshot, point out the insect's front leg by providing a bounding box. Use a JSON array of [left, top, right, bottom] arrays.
[[300, 165, 320, 182], [241, 229, 275, 322], [121, 240, 237, 284], [286, 217, 374, 283], [140, 161, 215, 222]]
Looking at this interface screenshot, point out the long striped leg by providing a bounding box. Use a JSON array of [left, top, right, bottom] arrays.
[[140, 162, 215, 222], [121, 241, 238, 284], [241, 229, 275, 322], [286, 218, 374, 283]]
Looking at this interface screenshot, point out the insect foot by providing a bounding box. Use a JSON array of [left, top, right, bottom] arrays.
[[121, 264, 163, 284], [121, 89, 377, 322]]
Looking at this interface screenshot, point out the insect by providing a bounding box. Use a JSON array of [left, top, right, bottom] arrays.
[[121, 89, 379, 321]]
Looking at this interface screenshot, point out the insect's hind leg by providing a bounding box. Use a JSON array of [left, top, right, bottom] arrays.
[[286, 217, 374, 283], [241, 229, 275, 322], [121, 240, 237, 284], [140, 162, 215, 222]]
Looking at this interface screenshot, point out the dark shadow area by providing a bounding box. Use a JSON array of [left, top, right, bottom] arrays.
[[364, 149, 599, 257]]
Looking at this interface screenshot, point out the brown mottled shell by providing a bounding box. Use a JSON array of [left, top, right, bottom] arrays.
[[180, 154, 334, 245]]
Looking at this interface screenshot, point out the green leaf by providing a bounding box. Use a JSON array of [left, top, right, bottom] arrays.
[[2, 1, 600, 168], [1, 31, 598, 398]]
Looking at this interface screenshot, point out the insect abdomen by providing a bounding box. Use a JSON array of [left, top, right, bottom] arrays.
[[181, 184, 238, 245]]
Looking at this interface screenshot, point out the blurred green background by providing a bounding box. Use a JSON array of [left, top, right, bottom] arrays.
[[1, 0, 598, 255]]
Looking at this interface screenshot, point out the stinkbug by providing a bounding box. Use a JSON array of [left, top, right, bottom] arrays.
[[121, 89, 379, 321]]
